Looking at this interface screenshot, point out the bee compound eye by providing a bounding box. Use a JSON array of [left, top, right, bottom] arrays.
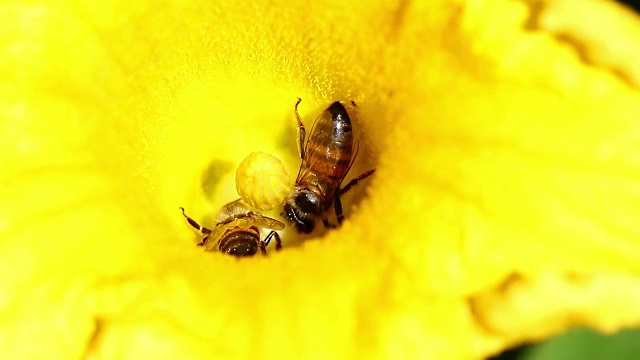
[[294, 190, 320, 214], [283, 202, 315, 234]]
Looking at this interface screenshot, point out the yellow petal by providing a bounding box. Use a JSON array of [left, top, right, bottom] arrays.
[[2, 0, 640, 359]]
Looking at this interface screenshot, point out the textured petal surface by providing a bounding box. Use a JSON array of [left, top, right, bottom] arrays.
[[1, 0, 640, 359]]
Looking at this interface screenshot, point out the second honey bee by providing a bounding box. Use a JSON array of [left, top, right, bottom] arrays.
[[282, 98, 375, 234], [180, 199, 283, 257]]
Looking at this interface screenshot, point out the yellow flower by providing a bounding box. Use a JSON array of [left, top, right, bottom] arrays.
[[2, 0, 640, 359]]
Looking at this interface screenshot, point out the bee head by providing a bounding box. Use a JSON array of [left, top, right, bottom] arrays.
[[282, 187, 319, 234], [294, 188, 321, 214], [283, 202, 314, 234]]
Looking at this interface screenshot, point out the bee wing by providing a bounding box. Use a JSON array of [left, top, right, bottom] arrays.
[[215, 199, 241, 223], [204, 225, 228, 251], [251, 214, 286, 230], [297, 105, 360, 188], [296, 110, 333, 182], [219, 210, 284, 231], [342, 136, 360, 185]]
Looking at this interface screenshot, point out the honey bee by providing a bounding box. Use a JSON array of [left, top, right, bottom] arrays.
[[282, 98, 375, 233], [180, 199, 284, 256]]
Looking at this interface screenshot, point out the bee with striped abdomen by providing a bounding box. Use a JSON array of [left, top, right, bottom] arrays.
[[180, 199, 283, 257], [282, 98, 375, 234]]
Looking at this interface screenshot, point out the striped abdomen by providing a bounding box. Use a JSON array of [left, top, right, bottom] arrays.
[[218, 226, 260, 257], [298, 101, 357, 208]]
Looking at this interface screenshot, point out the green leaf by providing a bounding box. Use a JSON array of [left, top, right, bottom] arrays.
[[522, 327, 640, 360]]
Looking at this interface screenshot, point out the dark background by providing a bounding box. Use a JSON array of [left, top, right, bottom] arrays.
[[621, 0, 640, 12]]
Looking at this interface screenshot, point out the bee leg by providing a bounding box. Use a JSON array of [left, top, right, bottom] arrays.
[[179, 207, 213, 246], [274, 232, 282, 250], [338, 169, 376, 196], [322, 218, 336, 229], [333, 169, 376, 225], [262, 231, 282, 254], [294, 97, 306, 159], [334, 194, 345, 225]]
